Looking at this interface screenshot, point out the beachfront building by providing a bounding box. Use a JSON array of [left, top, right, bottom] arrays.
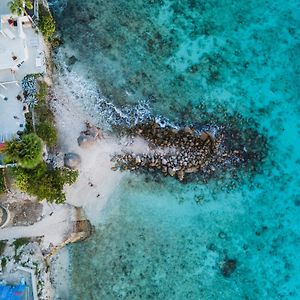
[[0, 0, 45, 142]]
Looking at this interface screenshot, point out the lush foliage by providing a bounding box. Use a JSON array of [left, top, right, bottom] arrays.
[[4, 134, 43, 169], [8, 0, 32, 16], [13, 162, 78, 204], [38, 5, 56, 40], [0, 171, 5, 193], [1, 258, 7, 269], [35, 81, 58, 147], [0, 241, 6, 256], [13, 237, 30, 251], [36, 122, 58, 147]]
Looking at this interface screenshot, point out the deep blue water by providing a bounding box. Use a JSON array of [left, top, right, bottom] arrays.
[[50, 0, 300, 298]]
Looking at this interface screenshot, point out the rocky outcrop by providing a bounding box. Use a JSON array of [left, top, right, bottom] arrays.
[[77, 122, 103, 148], [111, 121, 264, 181], [220, 258, 237, 277]]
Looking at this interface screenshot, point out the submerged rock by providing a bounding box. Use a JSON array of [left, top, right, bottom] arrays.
[[221, 258, 237, 277], [68, 55, 78, 66]]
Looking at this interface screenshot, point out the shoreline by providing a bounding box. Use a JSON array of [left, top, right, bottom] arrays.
[[47, 68, 157, 297]]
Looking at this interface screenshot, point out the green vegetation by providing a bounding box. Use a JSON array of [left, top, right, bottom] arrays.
[[13, 238, 30, 251], [13, 238, 30, 262], [0, 241, 6, 256], [4, 134, 43, 169], [13, 162, 78, 204], [35, 82, 58, 147], [38, 5, 56, 40], [4, 76, 75, 204], [8, 0, 32, 16], [1, 258, 7, 269], [36, 122, 58, 148], [0, 171, 5, 194]]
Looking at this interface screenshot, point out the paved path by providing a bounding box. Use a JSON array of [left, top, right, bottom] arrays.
[[0, 206, 72, 247]]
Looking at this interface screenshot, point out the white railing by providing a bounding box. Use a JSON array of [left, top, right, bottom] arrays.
[[34, 0, 39, 20]]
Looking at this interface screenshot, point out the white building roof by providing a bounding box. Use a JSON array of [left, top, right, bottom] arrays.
[[0, 16, 28, 70]]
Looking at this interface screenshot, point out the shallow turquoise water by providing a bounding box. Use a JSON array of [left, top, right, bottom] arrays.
[[50, 0, 300, 298]]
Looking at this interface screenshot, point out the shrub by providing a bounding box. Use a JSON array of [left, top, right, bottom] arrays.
[[4, 134, 43, 169], [13, 163, 78, 204], [38, 5, 56, 40], [36, 122, 58, 147], [34, 81, 58, 147], [1, 258, 7, 269], [36, 81, 48, 104], [0, 171, 5, 193], [13, 238, 30, 251], [0, 241, 6, 256]]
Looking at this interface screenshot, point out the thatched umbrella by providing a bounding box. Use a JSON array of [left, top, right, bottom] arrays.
[[64, 152, 81, 169], [77, 135, 95, 148]]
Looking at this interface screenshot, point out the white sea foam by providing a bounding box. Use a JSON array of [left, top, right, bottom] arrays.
[[54, 48, 218, 135], [53, 49, 177, 131]]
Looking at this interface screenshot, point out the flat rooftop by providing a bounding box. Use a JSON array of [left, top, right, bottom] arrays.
[[0, 83, 25, 141], [0, 23, 27, 70]]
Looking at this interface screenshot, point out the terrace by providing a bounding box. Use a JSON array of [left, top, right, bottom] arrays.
[[0, 81, 25, 142], [0, 0, 45, 142]]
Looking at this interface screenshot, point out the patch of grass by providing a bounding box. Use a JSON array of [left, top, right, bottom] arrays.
[[34, 81, 58, 147], [36, 121, 58, 148], [36, 81, 48, 104]]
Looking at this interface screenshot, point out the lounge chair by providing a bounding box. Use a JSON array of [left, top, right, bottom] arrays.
[[0, 94, 8, 101], [36, 57, 42, 67]]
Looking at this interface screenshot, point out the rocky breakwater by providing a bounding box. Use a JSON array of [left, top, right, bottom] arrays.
[[111, 121, 266, 181]]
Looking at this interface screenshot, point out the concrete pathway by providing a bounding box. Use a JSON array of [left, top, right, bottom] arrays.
[[0, 205, 73, 247]]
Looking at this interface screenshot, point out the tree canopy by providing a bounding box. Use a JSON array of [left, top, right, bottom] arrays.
[[8, 0, 33, 16], [38, 5, 56, 40], [4, 134, 43, 169], [13, 162, 78, 203]]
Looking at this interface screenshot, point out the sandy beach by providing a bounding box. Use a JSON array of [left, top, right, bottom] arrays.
[[48, 71, 154, 298]]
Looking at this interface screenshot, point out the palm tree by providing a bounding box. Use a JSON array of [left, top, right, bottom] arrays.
[[4, 133, 43, 169], [8, 0, 33, 17]]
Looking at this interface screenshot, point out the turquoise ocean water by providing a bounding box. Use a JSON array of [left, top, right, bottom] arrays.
[[50, 0, 300, 298]]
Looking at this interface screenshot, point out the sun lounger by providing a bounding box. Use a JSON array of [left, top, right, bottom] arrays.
[[0, 94, 8, 100], [36, 57, 42, 67], [3, 28, 16, 40]]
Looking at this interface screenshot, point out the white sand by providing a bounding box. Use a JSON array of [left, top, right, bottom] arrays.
[[0, 203, 74, 248], [48, 72, 154, 298], [51, 94, 123, 224], [51, 81, 151, 225]]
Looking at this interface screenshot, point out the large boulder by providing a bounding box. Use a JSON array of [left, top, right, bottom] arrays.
[[0, 205, 9, 228], [64, 152, 81, 169], [77, 134, 95, 148], [82, 122, 103, 139]]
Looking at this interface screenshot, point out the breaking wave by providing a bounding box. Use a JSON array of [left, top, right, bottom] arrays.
[[53, 49, 177, 131]]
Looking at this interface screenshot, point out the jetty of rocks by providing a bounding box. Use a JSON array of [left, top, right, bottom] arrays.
[[111, 122, 258, 181]]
